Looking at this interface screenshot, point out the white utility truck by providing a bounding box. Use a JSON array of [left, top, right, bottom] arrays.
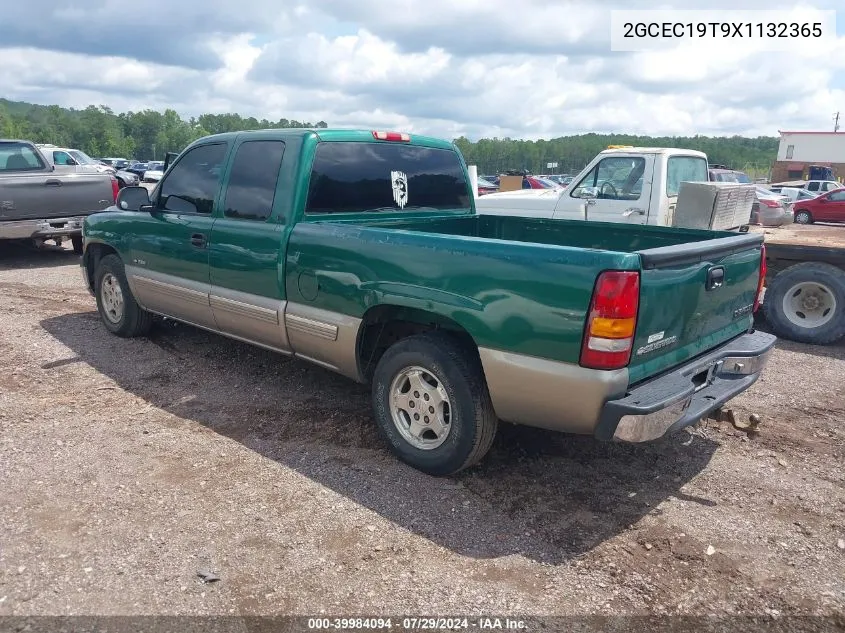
[[475, 147, 755, 231]]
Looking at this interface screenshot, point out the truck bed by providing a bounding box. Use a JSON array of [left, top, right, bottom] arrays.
[[292, 214, 764, 386], [750, 224, 845, 249], [354, 214, 739, 254], [751, 224, 845, 269]]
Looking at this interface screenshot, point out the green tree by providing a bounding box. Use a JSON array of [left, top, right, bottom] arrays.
[[0, 98, 778, 178]]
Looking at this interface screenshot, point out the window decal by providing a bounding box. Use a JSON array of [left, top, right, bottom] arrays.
[[391, 170, 408, 209]]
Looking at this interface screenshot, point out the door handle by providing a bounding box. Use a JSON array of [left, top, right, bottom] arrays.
[[623, 207, 645, 217], [190, 233, 207, 248], [585, 199, 597, 206], [45, 179, 63, 186]]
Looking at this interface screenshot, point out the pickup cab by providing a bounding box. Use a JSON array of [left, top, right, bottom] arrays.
[[80, 129, 775, 475], [475, 147, 745, 228], [1, 139, 118, 252]]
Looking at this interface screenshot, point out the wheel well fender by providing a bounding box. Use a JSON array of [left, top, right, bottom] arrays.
[[82, 242, 119, 292], [356, 305, 478, 382]]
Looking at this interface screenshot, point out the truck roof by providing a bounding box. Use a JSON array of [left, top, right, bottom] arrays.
[[193, 128, 456, 150], [600, 147, 707, 158]]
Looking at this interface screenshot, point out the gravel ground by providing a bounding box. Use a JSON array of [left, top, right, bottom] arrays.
[[0, 240, 844, 623]]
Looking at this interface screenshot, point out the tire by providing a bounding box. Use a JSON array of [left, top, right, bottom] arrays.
[[762, 262, 845, 345], [71, 235, 83, 255], [94, 254, 153, 338], [794, 210, 812, 225], [371, 331, 498, 476]]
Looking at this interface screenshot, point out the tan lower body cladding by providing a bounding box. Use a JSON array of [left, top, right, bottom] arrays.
[[478, 347, 628, 435], [125, 266, 362, 380], [124, 267, 617, 434]]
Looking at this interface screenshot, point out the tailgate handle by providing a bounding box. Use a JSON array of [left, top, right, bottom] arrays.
[[705, 266, 725, 291]]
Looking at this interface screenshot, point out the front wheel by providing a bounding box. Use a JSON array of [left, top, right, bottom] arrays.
[[94, 254, 152, 338], [371, 332, 498, 476], [71, 236, 83, 255], [794, 210, 812, 225]]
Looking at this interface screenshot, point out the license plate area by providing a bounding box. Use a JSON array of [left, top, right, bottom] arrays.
[[691, 361, 722, 392]]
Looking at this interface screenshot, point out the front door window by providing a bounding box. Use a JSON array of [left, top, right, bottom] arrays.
[[157, 144, 227, 215]]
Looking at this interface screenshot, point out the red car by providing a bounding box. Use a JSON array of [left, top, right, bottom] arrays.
[[476, 176, 499, 196], [792, 188, 845, 225], [524, 175, 558, 189]]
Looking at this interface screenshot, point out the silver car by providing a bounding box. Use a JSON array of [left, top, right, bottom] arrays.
[[751, 186, 793, 226]]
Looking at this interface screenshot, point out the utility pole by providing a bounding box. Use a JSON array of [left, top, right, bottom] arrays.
[[835, 111, 841, 133]]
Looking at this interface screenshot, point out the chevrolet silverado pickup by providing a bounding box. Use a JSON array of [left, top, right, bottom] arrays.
[[80, 129, 775, 475], [1, 139, 118, 253]]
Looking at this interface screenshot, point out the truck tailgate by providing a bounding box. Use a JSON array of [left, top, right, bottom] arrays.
[[0, 172, 114, 221], [628, 233, 764, 384]]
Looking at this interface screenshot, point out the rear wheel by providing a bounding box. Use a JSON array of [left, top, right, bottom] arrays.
[[762, 262, 845, 345], [94, 254, 152, 338], [371, 331, 498, 476], [794, 210, 812, 225]]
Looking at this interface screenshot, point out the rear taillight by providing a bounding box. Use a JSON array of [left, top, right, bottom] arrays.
[[110, 176, 119, 202], [760, 198, 780, 208], [580, 271, 640, 370], [372, 131, 410, 142], [754, 244, 767, 313]]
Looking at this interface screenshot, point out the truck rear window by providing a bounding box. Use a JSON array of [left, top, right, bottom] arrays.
[[305, 142, 471, 214], [0, 142, 45, 172]]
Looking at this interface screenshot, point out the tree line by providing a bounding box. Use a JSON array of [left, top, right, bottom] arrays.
[[1, 98, 778, 176], [0, 99, 328, 160], [454, 133, 778, 178]]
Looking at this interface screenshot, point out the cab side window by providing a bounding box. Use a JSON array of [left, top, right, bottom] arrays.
[[569, 157, 645, 201], [53, 151, 75, 166], [223, 141, 286, 221], [158, 143, 227, 215]]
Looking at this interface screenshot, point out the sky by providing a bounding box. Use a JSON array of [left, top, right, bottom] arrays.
[[1, 1, 844, 140]]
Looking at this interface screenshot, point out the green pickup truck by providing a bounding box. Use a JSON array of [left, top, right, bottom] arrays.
[[80, 128, 775, 475]]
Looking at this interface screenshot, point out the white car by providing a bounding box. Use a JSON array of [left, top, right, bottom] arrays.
[[36, 144, 114, 174], [777, 187, 819, 202], [142, 162, 165, 182]]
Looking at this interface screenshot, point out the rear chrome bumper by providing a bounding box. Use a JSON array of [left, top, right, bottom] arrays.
[[0, 217, 85, 240], [595, 330, 777, 443]]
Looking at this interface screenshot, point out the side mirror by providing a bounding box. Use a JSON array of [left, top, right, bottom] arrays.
[[578, 187, 599, 199], [116, 186, 152, 212]]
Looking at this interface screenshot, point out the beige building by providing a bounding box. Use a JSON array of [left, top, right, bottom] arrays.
[[771, 130, 845, 182]]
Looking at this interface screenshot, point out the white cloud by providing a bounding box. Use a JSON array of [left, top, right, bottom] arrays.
[[1, 1, 844, 140]]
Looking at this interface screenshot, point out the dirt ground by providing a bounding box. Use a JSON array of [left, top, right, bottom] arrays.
[[0, 240, 844, 624]]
